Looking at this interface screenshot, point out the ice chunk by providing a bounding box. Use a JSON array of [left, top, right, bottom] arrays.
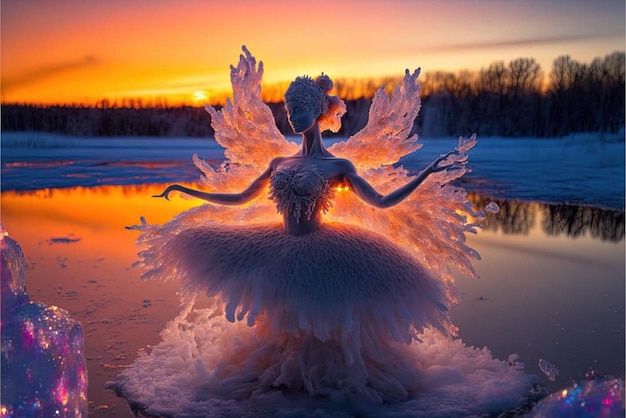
[[1, 231, 29, 317], [508, 354, 519, 363], [507, 354, 524, 372], [508, 354, 525, 371], [538, 358, 559, 381], [1, 228, 88, 417], [485, 201, 500, 214], [530, 377, 624, 417]]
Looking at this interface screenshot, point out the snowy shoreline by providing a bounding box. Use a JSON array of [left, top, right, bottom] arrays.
[[1, 131, 624, 210]]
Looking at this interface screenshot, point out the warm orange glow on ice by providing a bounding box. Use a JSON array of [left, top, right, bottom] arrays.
[[1, 185, 201, 263], [13, 184, 196, 218]]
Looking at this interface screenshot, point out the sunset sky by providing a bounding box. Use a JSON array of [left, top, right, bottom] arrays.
[[1, 0, 624, 106]]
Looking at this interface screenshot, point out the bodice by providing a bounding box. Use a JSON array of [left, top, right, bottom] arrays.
[[269, 165, 333, 221]]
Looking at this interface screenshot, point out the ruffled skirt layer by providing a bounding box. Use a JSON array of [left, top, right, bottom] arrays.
[[135, 222, 455, 401]]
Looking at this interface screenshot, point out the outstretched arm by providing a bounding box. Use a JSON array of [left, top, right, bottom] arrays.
[[153, 163, 273, 206], [344, 151, 459, 209]]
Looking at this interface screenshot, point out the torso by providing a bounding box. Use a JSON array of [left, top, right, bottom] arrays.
[[269, 156, 352, 235]]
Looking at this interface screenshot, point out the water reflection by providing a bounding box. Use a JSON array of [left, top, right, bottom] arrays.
[[470, 193, 625, 242], [541, 204, 625, 242], [1, 186, 623, 416]]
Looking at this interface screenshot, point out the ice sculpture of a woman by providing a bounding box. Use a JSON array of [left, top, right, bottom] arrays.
[[126, 47, 490, 404]]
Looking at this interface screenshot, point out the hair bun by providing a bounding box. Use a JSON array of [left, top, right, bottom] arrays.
[[315, 74, 333, 94]]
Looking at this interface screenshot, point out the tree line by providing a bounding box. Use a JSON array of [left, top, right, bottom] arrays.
[[1, 52, 623, 139], [418, 51, 624, 138]]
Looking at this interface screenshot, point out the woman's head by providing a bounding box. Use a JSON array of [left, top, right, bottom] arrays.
[[285, 74, 346, 133]]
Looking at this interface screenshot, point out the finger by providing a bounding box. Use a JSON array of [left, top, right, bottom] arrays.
[[440, 152, 453, 161], [435, 156, 449, 165]]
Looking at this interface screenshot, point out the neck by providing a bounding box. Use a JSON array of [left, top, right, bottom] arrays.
[[300, 124, 330, 157]]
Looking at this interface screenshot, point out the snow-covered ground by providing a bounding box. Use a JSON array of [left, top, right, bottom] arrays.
[[2, 131, 624, 210]]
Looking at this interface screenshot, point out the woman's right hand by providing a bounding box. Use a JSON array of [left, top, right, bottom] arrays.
[[152, 185, 179, 200]]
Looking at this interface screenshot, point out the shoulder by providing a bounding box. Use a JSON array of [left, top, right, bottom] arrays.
[[310, 157, 357, 177], [268, 156, 289, 171], [332, 158, 357, 175]]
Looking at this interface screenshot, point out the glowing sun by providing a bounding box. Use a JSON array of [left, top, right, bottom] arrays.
[[192, 90, 208, 104]]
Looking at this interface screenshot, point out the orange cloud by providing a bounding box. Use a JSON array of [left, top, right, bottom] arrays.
[[2, 56, 99, 92]]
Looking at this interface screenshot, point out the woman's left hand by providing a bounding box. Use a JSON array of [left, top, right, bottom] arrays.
[[427, 150, 461, 173]]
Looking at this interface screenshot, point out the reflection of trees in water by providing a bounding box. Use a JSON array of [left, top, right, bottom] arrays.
[[468, 193, 625, 242], [469, 194, 537, 235], [541, 204, 625, 242]]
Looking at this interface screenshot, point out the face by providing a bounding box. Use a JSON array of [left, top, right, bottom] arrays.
[[286, 106, 318, 134]]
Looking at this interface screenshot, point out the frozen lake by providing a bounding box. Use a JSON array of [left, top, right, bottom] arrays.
[[1, 132, 624, 416], [2, 131, 624, 209]]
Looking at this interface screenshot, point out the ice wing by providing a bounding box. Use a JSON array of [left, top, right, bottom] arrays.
[[205, 46, 298, 172], [198, 46, 298, 192], [327, 135, 483, 308], [328, 69, 423, 170]]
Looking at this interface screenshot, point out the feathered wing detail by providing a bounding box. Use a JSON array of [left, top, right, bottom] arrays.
[[327, 135, 484, 308], [327, 69, 482, 303], [205, 46, 297, 170], [200, 46, 298, 192], [328, 69, 423, 170]]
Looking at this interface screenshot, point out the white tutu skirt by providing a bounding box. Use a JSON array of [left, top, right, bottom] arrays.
[[137, 221, 455, 402]]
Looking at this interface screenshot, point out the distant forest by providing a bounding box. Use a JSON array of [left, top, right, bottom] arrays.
[[2, 52, 624, 139]]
